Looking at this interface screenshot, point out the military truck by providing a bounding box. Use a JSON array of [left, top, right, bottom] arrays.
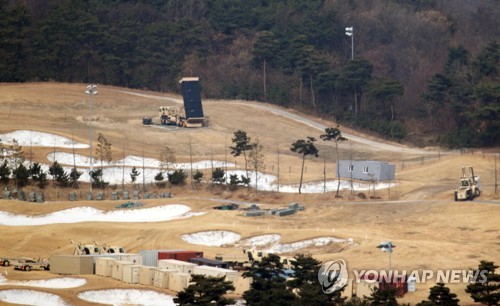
[[14, 258, 50, 271], [454, 166, 480, 201], [0, 258, 11, 266]]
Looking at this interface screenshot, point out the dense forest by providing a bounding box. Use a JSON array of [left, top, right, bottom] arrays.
[[0, 0, 499, 147]]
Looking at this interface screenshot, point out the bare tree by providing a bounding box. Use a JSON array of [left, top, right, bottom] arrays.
[[160, 146, 176, 174], [248, 138, 265, 192], [95, 133, 112, 189]]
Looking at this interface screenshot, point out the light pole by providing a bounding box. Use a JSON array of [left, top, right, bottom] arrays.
[[86, 84, 98, 193], [377, 241, 395, 272], [345, 26, 354, 60]]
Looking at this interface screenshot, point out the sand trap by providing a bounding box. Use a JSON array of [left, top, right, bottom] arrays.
[[0, 275, 86, 288], [182, 232, 355, 253], [0, 130, 88, 148], [0, 289, 69, 306], [242, 234, 282, 248], [0, 204, 204, 226], [268, 237, 355, 253], [78, 289, 175, 305], [181, 230, 242, 247]]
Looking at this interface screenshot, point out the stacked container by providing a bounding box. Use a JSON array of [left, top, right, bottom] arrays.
[[158, 259, 196, 274]]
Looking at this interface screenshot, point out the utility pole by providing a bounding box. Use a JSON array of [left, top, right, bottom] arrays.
[[85, 84, 98, 193]]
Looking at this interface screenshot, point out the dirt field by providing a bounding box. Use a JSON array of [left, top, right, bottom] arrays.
[[0, 83, 499, 305]]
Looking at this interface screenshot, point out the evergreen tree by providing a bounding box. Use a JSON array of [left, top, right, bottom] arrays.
[[290, 137, 319, 194], [69, 167, 82, 188], [211, 167, 225, 185], [320, 127, 347, 196], [29, 162, 47, 188], [13, 163, 29, 187], [243, 253, 298, 306], [466, 260, 500, 306], [416, 282, 459, 306], [130, 166, 140, 183], [154, 171, 165, 187], [174, 274, 235, 305], [48, 161, 69, 187], [91, 168, 105, 188], [168, 169, 186, 185], [193, 170, 203, 184], [0, 160, 11, 185], [367, 287, 398, 306], [288, 254, 345, 306]]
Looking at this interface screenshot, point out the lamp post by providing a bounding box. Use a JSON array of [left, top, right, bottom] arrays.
[[377, 241, 395, 272], [345, 26, 354, 60], [86, 84, 98, 193]]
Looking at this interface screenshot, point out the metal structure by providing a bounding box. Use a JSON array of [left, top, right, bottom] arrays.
[[345, 26, 354, 60], [377, 241, 395, 272], [85, 84, 98, 192]]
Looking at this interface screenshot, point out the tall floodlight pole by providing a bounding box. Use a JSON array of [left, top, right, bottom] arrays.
[[86, 84, 98, 193], [377, 241, 396, 272], [345, 26, 354, 60]]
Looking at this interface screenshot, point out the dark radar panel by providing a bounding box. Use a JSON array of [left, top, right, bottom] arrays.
[[180, 77, 204, 119]]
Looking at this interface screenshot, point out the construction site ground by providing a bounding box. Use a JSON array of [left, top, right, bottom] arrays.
[[0, 83, 499, 305]]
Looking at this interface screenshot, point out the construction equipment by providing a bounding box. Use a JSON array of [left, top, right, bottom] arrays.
[[216, 249, 294, 270], [454, 166, 480, 201], [14, 258, 50, 271]]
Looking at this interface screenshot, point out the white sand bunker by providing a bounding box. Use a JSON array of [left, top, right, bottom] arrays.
[[0, 289, 69, 306], [0, 130, 88, 148], [268, 237, 355, 254], [0, 275, 86, 288], [242, 234, 282, 248], [181, 230, 242, 247], [78, 289, 175, 306], [182, 232, 355, 252], [0, 204, 204, 226]]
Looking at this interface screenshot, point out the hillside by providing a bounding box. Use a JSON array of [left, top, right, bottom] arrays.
[[1, 0, 499, 147], [0, 83, 499, 305]]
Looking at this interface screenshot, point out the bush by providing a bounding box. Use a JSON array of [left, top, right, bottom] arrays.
[[168, 169, 187, 185], [193, 170, 203, 183]]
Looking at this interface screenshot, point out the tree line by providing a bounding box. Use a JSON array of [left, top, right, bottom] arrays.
[[0, 128, 349, 194], [0, 0, 498, 147], [174, 255, 500, 306]]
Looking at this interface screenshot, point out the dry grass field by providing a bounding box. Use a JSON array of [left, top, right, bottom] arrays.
[[0, 82, 499, 305]]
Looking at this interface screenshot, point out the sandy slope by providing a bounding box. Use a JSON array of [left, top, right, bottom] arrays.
[[0, 83, 499, 305]]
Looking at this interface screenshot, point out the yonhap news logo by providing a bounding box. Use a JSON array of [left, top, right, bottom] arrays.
[[318, 259, 349, 294]]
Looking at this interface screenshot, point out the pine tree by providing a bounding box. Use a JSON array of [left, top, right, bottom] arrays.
[[242, 254, 298, 306], [288, 254, 346, 306], [130, 166, 140, 183], [13, 163, 29, 187], [48, 161, 69, 187], [0, 160, 11, 185], [417, 282, 459, 306], [174, 274, 235, 305], [290, 137, 319, 194], [466, 260, 500, 306]]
